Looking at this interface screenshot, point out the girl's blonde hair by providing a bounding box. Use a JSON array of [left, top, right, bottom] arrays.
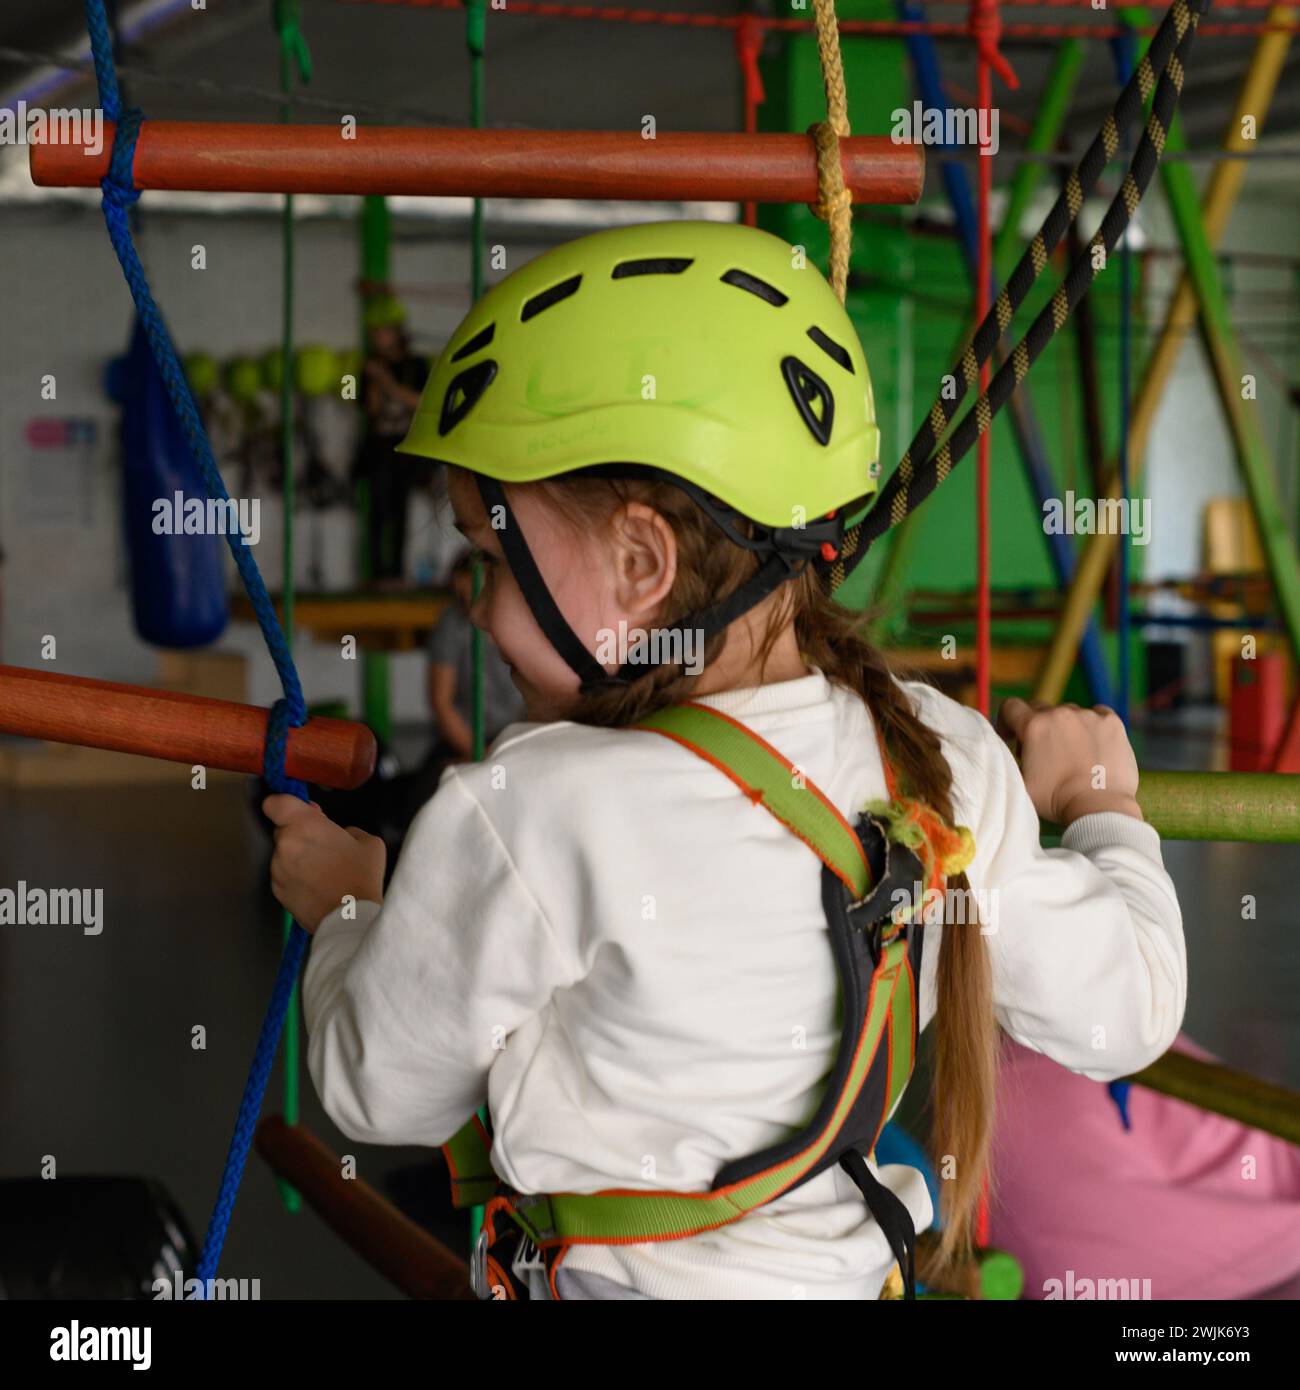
[[452, 464, 997, 1287]]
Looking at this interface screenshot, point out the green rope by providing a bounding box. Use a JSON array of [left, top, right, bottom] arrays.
[[273, 0, 311, 1217], [464, 0, 488, 1256]]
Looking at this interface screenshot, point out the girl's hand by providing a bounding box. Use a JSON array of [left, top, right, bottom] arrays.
[[262, 795, 387, 933], [995, 698, 1143, 827]]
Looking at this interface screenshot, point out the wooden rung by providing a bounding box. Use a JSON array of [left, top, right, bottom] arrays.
[[254, 1116, 476, 1301], [0, 664, 375, 790], [30, 123, 925, 204]]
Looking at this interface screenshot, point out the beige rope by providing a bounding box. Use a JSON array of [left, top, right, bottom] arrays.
[[809, 0, 853, 304]]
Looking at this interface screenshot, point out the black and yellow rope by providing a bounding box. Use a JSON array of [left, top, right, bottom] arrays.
[[804, 0, 1211, 595]]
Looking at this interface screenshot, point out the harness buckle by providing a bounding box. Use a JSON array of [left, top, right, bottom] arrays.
[[846, 817, 924, 968], [511, 1236, 547, 1279], [470, 1225, 492, 1300], [770, 513, 845, 577], [505, 1191, 557, 1244], [771, 513, 845, 562]]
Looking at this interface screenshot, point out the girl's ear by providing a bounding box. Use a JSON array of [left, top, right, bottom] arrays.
[[612, 501, 677, 616]]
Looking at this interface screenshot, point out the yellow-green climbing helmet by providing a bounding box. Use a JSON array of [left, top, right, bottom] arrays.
[[396, 220, 880, 528]]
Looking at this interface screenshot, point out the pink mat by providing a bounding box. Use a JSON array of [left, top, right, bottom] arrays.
[[987, 1033, 1300, 1300]]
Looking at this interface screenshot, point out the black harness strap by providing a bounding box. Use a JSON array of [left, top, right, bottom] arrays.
[[841, 1147, 918, 1300], [474, 470, 823, 694], [474, 473, 607, 687]]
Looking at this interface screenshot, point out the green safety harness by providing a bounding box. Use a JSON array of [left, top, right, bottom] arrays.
[[442, 700, 970, 1301]]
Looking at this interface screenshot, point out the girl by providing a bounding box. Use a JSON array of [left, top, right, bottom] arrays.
[[264, 220, 1186, 1301]]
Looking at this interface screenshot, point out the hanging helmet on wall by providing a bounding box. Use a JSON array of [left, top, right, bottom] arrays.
[[224, 356, 264, 406], [294, 345, 340, 398], [183, 352, 220, 400]]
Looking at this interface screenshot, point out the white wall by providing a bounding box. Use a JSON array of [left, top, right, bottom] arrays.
[[0, 204, 551, 721], [1138, 188, 1298, 581]]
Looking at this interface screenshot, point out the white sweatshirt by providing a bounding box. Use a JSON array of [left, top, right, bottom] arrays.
[[302, 668, 1186, 1300]]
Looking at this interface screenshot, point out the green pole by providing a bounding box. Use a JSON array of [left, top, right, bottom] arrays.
[[1160, 128, 1300, 673], [360, 196, 391, 289], [1122, 6, 1300, 676], [273, 0, 312, 1216], [359, 195, 394, 743], [1128, 1050, 1300, 1147], [1040, 769, 1300, 843], [1290, 266, 1300, 544]]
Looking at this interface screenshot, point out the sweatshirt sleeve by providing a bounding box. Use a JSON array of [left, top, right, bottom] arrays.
[[913, 685, 1186, 1081], [301, 768, 584, 1147]]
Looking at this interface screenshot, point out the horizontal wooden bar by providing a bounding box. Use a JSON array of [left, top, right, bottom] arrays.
[[888, 644, 1047, 685], [1040, 770, 1300, 843], [255, 1116, 475, 1300], [0, 664, 375, 790], [29, 123, 925, 204], [1127, 1050, 1300, 1147], [229, 590, 452, 652]]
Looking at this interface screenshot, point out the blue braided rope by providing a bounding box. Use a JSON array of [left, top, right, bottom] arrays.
[[84, 0, 312, 1288]]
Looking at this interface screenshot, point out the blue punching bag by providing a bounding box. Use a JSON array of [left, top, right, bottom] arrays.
[[119, 316, 229, 647]]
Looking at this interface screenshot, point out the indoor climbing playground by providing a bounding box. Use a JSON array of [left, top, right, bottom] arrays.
[[1, 0, 1299, 1359]]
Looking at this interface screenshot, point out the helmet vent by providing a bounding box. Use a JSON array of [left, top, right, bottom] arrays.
[[450, 323, 495, 363], [720, 269, 788, 307], [807, 326, 854, 374], [439, 360, 498, 437], [521, 275, 582, 322], [780, 356, 834, 446], [612, 258, 693, 278]]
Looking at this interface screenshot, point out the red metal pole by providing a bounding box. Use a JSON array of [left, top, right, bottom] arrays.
[[735, 15, 767, 227], [30, 123, 924, 204], [968, 0, 1018, 1254], [0, 665, 376, 790]]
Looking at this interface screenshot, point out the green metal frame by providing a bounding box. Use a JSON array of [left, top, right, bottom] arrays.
[[359, 194, 394, 744], [1127, 9, 1300, 672], [1041, 769, 1300, 842]]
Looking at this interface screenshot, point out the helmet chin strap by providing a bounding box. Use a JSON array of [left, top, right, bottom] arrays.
[[474, 475, 607, 689], [473, 474, 807, 696]]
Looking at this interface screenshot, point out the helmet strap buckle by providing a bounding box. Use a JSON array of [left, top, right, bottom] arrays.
[[770, 512, 845, 568]]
